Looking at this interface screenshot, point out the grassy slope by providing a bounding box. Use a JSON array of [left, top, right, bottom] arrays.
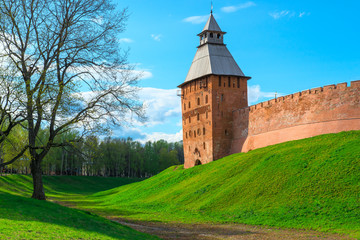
[[0, 176, 159, 240], [85, 131, 360, 238]]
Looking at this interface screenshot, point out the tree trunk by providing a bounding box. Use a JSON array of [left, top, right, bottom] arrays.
[[31, 158, 46, 200]]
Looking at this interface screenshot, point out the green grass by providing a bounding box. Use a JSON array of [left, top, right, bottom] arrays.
[[78, 131, 360, 238], [1, 131, 359, 239], [0, 176, 159, 239]]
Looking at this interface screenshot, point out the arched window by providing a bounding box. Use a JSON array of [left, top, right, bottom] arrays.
[[217, 34, 221, 39], [203, 127, 205, 135], [203, 142, 206, 149], [210, 33, 213, 38], [197, 98, 200, 105], [184, 103, 186, 110], [205, 95, 208, 104], [194, 130, 196, 137], [189, 116, 191, 123], [188, 102, 191, 109], [195, 159, 202, 166], [197, 113, 200, 121]]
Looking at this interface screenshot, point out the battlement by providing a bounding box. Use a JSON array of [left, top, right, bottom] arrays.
[[231, 80, 360, 154], [233, 81, 360, 115]]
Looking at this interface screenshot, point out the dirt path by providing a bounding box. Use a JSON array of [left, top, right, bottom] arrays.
[[114, 219, 352, 240]]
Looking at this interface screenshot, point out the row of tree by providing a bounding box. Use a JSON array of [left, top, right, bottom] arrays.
[[0, 128, 184, 178]]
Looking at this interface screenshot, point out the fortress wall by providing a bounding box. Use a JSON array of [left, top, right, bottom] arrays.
[[231, 80, 360, 153]]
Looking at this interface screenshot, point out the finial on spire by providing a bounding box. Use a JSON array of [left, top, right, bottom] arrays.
[[211, 1, 213, 14]]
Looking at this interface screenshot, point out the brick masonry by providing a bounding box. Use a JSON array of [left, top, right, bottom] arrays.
[[181, 79, 360, 168], [231, 80, 360, 153]]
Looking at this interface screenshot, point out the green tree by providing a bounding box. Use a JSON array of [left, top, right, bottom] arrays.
[[0, 0, 143, 199]]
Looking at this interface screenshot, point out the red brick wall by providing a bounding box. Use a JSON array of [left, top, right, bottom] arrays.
[[231, 80, 360, 153], [181, 75, 248, 168]]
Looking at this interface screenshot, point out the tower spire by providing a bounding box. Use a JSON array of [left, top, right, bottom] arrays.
[[211, 1, 213, 14]]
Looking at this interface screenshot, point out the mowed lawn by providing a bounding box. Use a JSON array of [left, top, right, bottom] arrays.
[[0, 176, 159, 240]]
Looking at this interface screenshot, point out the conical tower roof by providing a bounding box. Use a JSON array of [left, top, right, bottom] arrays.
[[201, 13, 222, 33], [182, 14, 247, 84]]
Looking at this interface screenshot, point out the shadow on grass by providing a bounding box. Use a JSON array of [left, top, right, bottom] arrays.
[[0, 192, 158, 240]]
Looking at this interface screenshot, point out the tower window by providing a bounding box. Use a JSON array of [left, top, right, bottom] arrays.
[[197, 98, 200, 105], [184, 103, 186, 110], [221, 94, 224, 102], [225, 129, 229, 135], [189, 130, 192, 137], [197, 113, 200, 121], [194, 130, 196, 137], [217, 34, 221, 39], [228, 77, 231, 87], [186, 132, 188, 138], [203, 142, 206, 149], [218, 76, 221, 86], [233, 80, 235, 88], [206, 111, 208, 119], [189, 116, 191, 123], [210, 33, 213, 38], [237, 77, 240, 88], [197, 128, 200, 135], [188, 102, 191, 109], [203, 127, 205, 135]]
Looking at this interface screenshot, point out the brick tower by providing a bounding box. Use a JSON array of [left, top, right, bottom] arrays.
[[178, 12, 251, 168]]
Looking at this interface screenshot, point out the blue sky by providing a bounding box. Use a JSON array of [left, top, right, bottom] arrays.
[[111, 0, 360, 143]]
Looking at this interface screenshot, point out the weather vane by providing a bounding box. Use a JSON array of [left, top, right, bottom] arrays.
[[211, 1, 213, 14]]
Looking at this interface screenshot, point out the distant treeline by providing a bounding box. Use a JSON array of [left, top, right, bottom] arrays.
[[0, 128, 184, 178]]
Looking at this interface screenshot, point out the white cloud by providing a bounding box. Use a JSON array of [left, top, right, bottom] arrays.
[[269, 10, 291, 19], [119, 38, 133, 43], [138, 88, 181, 127], [269, 10, 310, 19], [138, 129, 183, 144], [299, 12, 310, 17], [183, 15, 209, 24], [151, 34, 162, 41], [221, 1, 256, 13], [248, 85, 283, 105]]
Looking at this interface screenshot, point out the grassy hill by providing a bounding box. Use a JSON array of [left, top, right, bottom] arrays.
[[0, 176, 158, 240], [81, 131, 360, 238]]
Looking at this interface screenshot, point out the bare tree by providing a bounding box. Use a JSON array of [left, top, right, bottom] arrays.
[[0, 0, 144, 200]]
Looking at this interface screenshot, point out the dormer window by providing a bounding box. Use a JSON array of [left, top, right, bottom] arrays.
[[210, 33, 213, 38]]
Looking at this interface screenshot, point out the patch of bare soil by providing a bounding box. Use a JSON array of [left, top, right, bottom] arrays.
[[114, 219, 352, 240]]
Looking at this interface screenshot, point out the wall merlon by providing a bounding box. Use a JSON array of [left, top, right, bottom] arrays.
[[336, 82, 348, 89], [350, 80, 360, 88], [311, 87, 323, 94], [284, 94, 293, 100], [323, 84, 336, 91], [301, 90, 311, 95]]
